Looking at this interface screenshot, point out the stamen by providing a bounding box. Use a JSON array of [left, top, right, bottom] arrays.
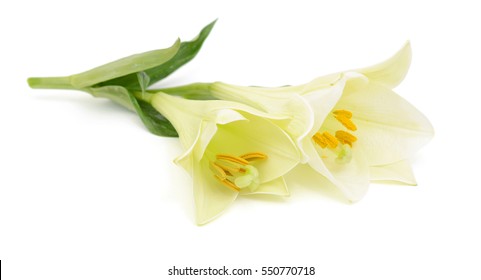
[[312, 110, 358, 163], [211, 152, 267, 192], [216, 154, 249, 165], [215, 160, 244, 174], [335, 130, 358, 147], [214, 175, 240, 192], [322, 132, 339, 149], [240, 152, 268, 161], [333, 109, 353, 118], [209, 162, 227, 179], [312, 132, 328, 148], [334, 114, 357, 131]]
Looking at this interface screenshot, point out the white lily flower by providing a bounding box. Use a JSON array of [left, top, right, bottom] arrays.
[[209, 42, 434, 201], [143, 92, 300, 224]]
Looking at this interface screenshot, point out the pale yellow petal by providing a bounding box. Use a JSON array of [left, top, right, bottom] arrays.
[[370, 160, 417, 185], [322, 146, 370, 202], [337, 83, 434, 166], [241, 177, 289, 196], [210, 82, 315, 162], [150, 93, 203, 150], [304, 141, 370, 202], [357, 41, 412, 88], [194, 158, 239, 225], [207, 112, 300, 183], [302, 74, 348, 136]]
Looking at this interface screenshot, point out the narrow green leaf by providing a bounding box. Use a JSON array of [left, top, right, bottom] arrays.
[[135, 100, 178, 137], [27, 21, 216, 138], [86, 85, 177, 137], [86, 86, 136, 111], [134, 72, 177, 136], [98, 19, 217, 89], [70, 39, 181, 88]]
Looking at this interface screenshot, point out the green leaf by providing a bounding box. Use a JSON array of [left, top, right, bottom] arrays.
[[87, 85, 178, 137], [87, 86, 136, 111], [69, 39, 181, 88], [97, 19, 217, 90], [28, 21, 217, 138], [136, 99, 178, 137], [28, 20, 216, 91]]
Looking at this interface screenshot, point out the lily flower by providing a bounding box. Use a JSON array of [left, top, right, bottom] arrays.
[[209, 42, 434, 201], [137, 92, 300, 224]]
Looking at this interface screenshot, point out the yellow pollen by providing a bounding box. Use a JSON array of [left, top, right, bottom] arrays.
[[335, 130, 358, 147], [216, 154, 249, 165], [214, 175, 240, 192], [334, 114, 357, 131], [312, 132, 328, 148], [215, 160, 244, 174], [322, 132, 339, 148], [240, 152, 268, 161], [333, 109, 353, 118]]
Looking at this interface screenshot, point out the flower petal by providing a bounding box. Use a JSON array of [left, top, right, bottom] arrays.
[[241, 177, 290, 196], [370, 160, 417, 185], [192, 110, 248, 162], [151, 93, 203, 150], [337, 82, 434, 166], [193, 158, 239, 225], [322, 146, 370, 202], [302, 74, 348, 137], [304, 141, 370, 202], [206, 112, 300, 183], [357, 41, 412, 89], [210, 82, 315, 162], [211, 77, 353, 164]]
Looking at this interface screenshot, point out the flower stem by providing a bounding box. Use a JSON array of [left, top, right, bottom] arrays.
[[27, 76, 76, 90], [133, 91, 155, 103]]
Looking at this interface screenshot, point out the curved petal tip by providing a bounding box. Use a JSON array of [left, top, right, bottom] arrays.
[[358, 41, 412, 88]]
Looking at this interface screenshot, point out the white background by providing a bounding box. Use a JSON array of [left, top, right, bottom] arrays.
[[1, 0, 480, 279]]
